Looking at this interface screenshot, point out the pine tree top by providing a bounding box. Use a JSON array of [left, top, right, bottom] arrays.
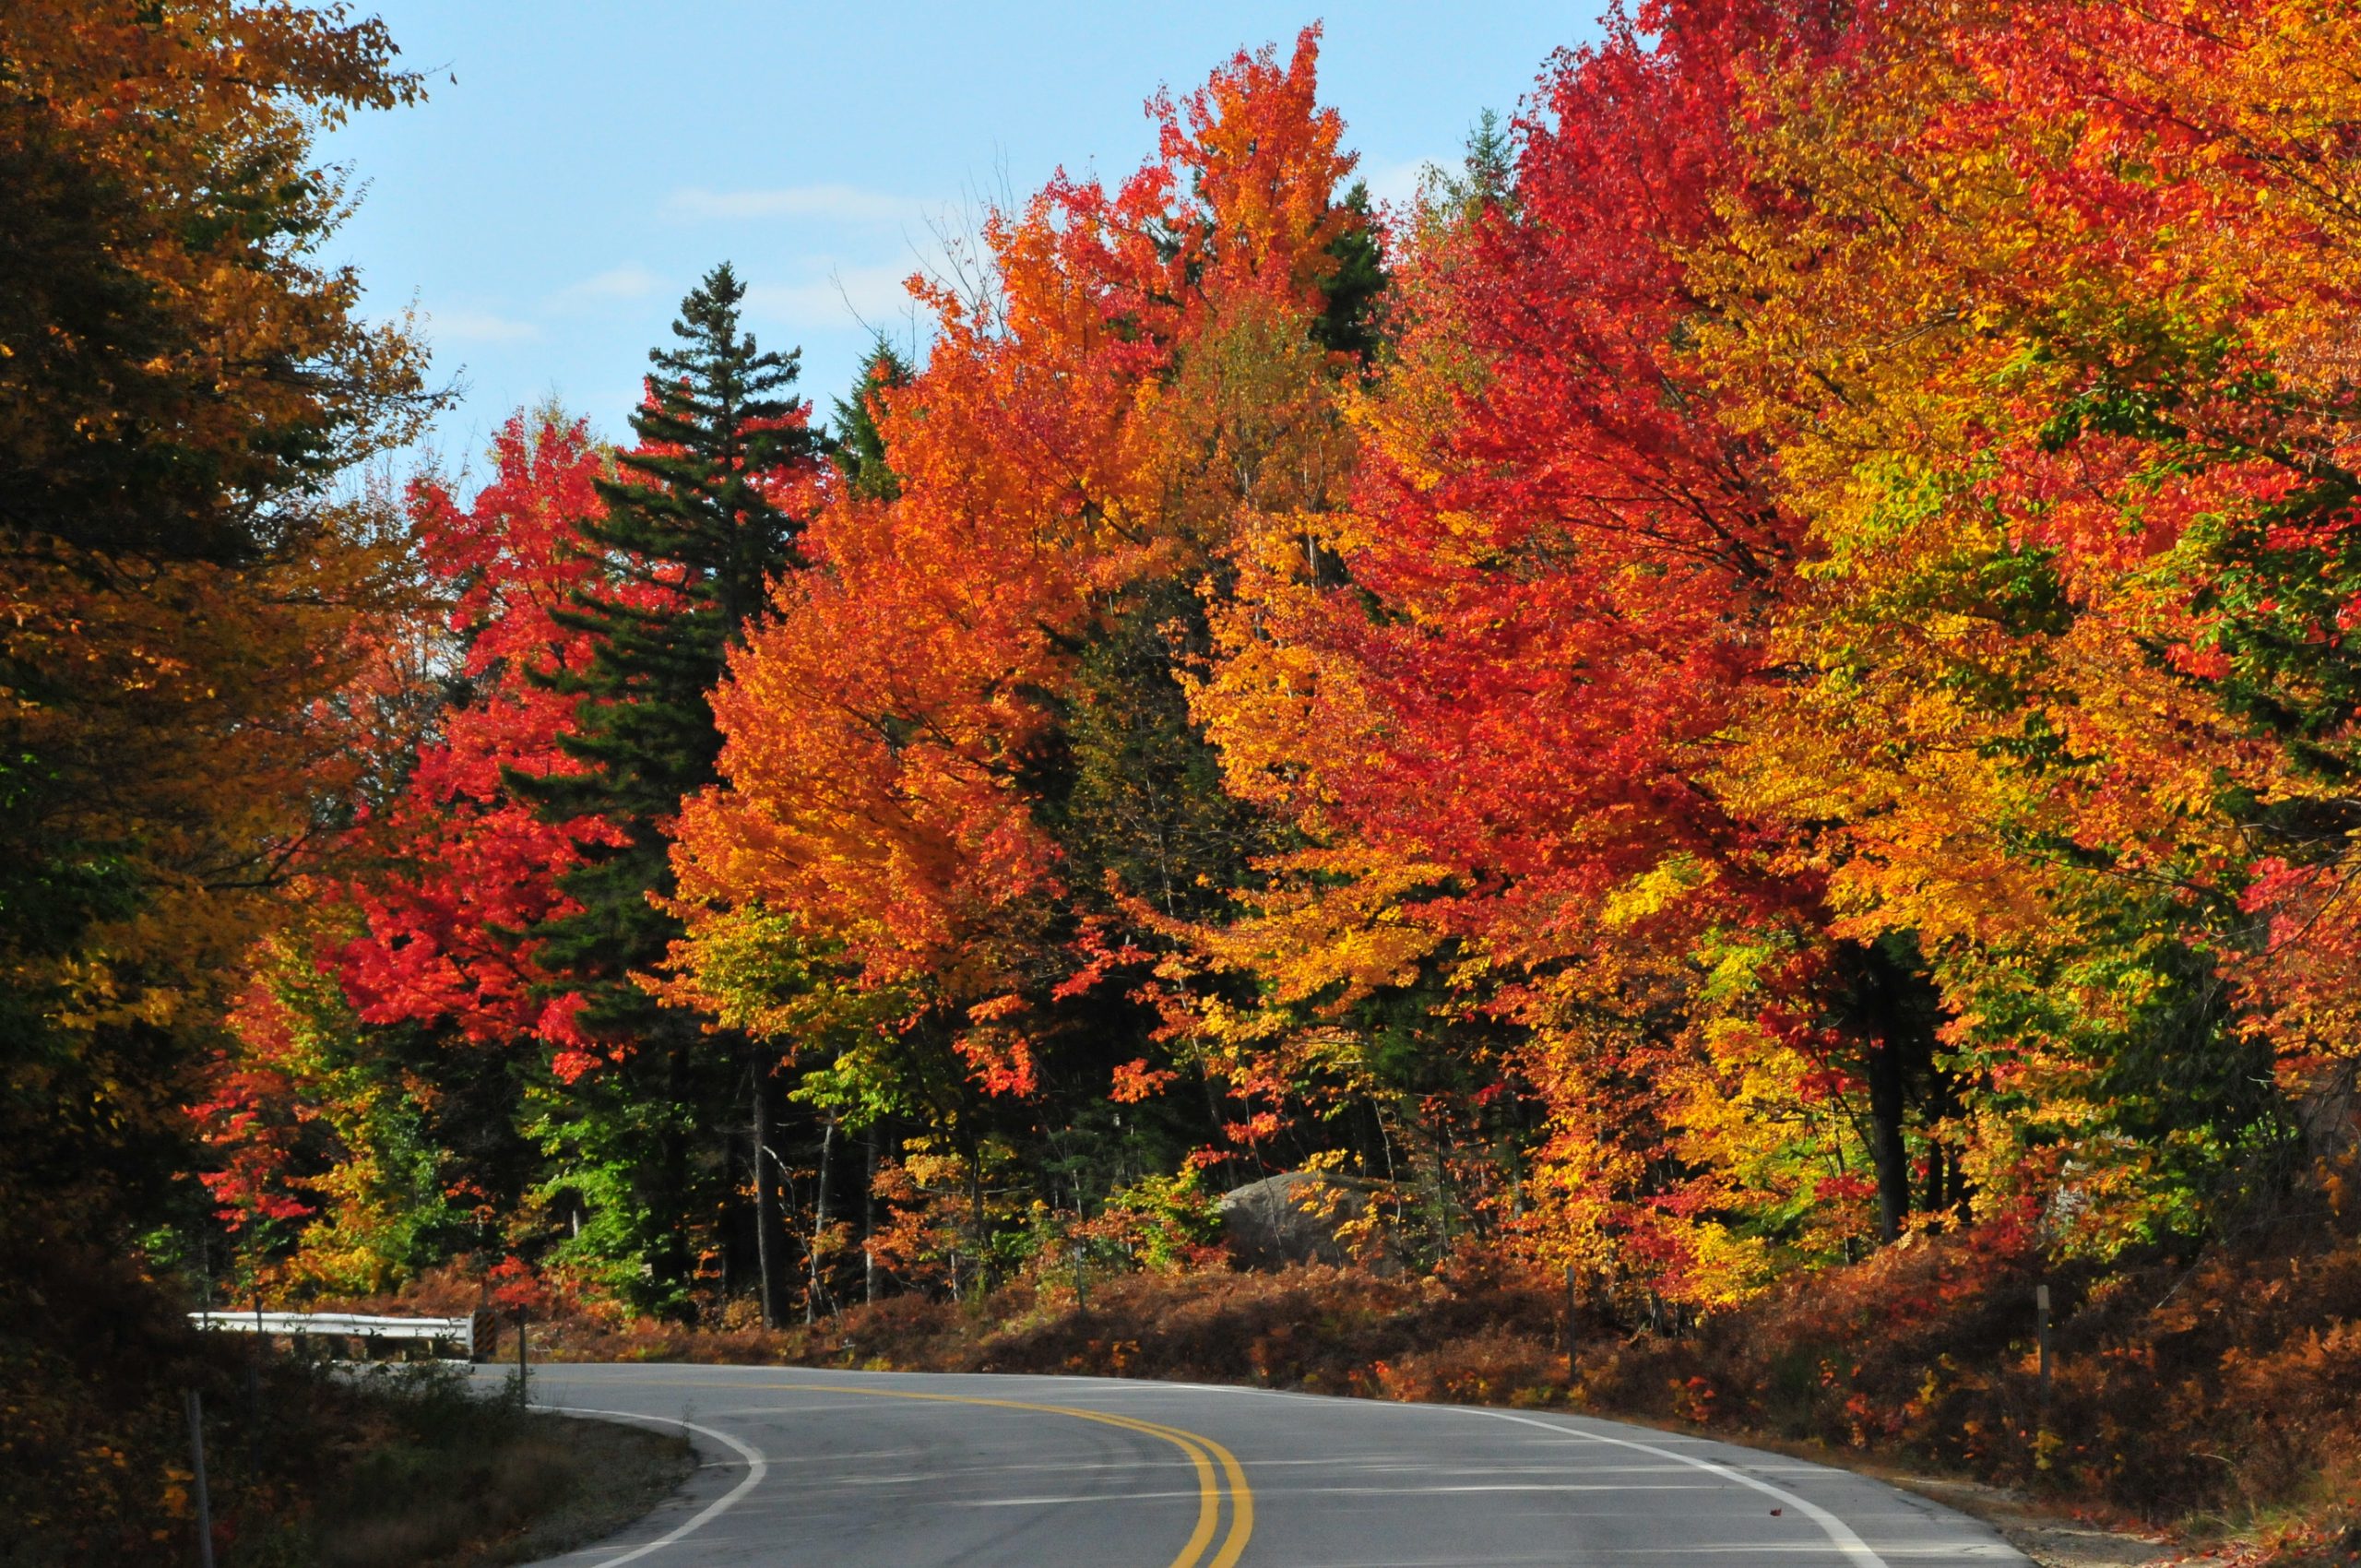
[[569, 262, 821, 634], [508, 263, 823, 1045], [830, 337, 916, 504], [624, 262, 804, 458]]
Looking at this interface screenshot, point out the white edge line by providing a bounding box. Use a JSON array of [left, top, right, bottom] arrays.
[[542, 1404, 768, 1567], [1466, 1408, 1889, 1568], [1157, 1382, 1889, 1565]]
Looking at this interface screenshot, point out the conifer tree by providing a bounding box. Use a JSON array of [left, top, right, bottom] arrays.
[[1457, 109, 1514, 209], [1312, 180, 1388, 369], [514, 263, 818, 1308], [829, 337, 915, 502]]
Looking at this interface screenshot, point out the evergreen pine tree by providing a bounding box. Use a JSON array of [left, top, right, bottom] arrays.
[[1312, 180, 1389, 370], [1435, 109, 1516, 218], [512, 262, 818, 1310], [828, 337, 915, 502], [1463, 109, 1514, 207]]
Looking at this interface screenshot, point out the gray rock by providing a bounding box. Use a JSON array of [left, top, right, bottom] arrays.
[[1217, 1170, 1382, 1270]]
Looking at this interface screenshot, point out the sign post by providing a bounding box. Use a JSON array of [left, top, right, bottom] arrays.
[[2035, 1283, 2053, 1414], [183, 1389, 215, 1568], [1565, 1264, 1580, 1362]]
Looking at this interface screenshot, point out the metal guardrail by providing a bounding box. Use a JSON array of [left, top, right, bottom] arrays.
[[189, 1310, 481, 1360]]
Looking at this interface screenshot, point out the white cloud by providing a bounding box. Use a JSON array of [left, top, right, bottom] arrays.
[[745, 264, 925, 331], [551, 264, 663, 308], [426, 306, 541, 345], [668, 184, 927, 224], [1359, 157, 1444, 210]]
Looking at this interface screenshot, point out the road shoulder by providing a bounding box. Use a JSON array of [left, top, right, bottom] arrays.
[[1873, 1472, 2194, 1568]]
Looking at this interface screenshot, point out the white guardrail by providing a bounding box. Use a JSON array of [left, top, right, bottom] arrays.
[[189, 1310, 481, 1360]]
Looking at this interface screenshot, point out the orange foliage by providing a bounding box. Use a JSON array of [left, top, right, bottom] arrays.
[[671, 30, 1365, 1096]]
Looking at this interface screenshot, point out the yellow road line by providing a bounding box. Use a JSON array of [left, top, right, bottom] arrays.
[[749, 1380, 1253, 1568]]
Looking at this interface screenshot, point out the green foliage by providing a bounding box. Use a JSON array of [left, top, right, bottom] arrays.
[[519, 261, 820, 1041], [829, 337, 915, 502], [1312, 180, 1389, 369], [522, 1076, 688, 1311], [1098, 1170, 1221, 1272], [1047, 579, 1278, 925], [269, 954, 463, 1295]]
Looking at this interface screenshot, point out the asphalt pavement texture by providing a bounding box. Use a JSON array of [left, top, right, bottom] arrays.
[[492, 1362, 2029, 1567]]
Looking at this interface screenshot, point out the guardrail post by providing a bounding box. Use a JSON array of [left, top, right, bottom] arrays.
[[515, 1307, 528, 1410], [183, 1389, 215, 1568], [244, 1300, 263, 1414]]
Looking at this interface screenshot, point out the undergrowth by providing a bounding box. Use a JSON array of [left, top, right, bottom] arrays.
[[1, 1233, 689, 1567]]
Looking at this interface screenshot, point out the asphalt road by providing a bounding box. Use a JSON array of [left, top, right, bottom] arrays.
[[494, 1363, 2028, 1567]]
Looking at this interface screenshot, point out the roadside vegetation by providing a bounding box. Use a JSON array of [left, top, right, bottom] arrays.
[[1, 1233, 690, 1566], [270, 1380, 692, 1568]]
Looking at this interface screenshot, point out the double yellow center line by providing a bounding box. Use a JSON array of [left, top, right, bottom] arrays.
[[760, 1381, 1254, 1568]]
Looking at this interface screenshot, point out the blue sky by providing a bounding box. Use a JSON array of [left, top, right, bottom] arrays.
[[321, 4, 1600, 478]]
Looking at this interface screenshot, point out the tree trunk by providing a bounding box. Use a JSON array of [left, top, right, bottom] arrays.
[[1927, 1063, 1975, 1225], [1921, 1139, 1948, 1218], [656, 1039, 694, 1311], [1866, 1039, 1911, 1245], [806, 1114, 835, 1325], [1843, 935, 1944, 1247], [965, 1136, 988, 1294], [752, 1063, 784, 1330], [859, 1119, 878, 1303]]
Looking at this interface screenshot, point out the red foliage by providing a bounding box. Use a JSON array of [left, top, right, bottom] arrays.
[[483, 1253, 557, 1315], [190, 970, 321, 1230], [1226, 4, 1837, 960], [335, 412, 623, 1066]]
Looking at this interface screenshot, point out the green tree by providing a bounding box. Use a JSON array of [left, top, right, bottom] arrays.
[[1312, 180, 1388, 369], [829, 337, 916, 502], [513, 263, 820, 1310]]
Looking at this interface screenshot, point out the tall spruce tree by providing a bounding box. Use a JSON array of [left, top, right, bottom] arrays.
[[828, 337, 915, 502], [514, 263, 818, 1313]]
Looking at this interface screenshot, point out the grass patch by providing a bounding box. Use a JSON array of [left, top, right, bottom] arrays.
[[247, 1368, 694, 1568]]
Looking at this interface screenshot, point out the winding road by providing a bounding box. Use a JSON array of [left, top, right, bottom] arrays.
[[497, 1363, 2028, 1567]]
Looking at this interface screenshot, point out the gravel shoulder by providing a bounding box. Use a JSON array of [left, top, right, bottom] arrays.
[[1863, 1468, 2193, 1568]]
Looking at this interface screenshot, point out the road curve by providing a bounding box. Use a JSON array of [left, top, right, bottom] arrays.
[[495, 1363, 2028, 1567]]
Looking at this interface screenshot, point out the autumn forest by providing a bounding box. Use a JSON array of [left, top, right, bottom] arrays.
[[12, 1, 2361, 1559]]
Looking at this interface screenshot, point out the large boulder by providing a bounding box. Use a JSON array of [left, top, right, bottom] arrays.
[[1217, 1171, 1382, 1270]]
